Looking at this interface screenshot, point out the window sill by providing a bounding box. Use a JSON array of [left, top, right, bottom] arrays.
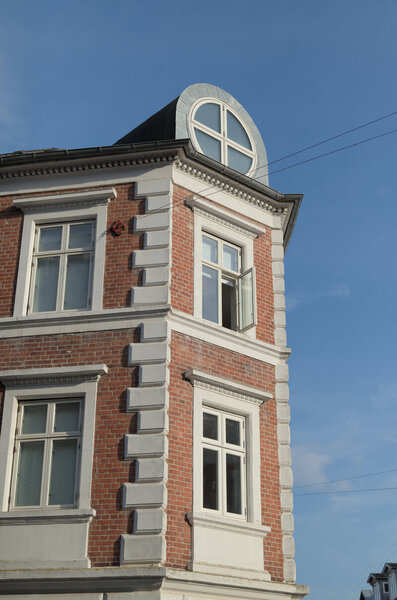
[[186, 511, 271, 538], [0, 507, 96, 525]]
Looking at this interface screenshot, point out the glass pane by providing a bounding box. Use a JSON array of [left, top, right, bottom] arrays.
[[202, 235, 218, 264], [203, 412, 218, 440], [33, 256, 60, 312], [226, 419, 240, 446], [223, 244, 239, 272], [195, 103, 221, 132], [238, 268, 255, 331], [54, 402, 80, 432], [227, 146, 252, 174], [222, 277, 237, 331], [64, 254, 91, 310], [38, 226, 62, 252], [15, 441, 44, 506], [226, 453, 242, 514], [203, 448, 218, 510], [68, 222, 93, 249], [22, 405, 47, 434], [49, 439, 78, 505], [227, 111, 252, 149], [202, 265, 218, 323], [195, 128, 221, 162]]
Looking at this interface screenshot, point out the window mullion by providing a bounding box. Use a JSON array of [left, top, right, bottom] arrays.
[[57, 252, 68, 312], [41, 437, 52, 508]]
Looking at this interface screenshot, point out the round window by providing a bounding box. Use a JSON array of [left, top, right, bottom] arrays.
[[190, 100, 256, 175]]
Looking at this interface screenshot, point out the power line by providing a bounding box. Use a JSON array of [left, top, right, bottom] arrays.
[[293, 467, 397, 489], [295, 485, 397, 497]]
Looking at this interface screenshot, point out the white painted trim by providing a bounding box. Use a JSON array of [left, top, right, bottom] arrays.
[[191, 381, 262, 526], [13, 196, 109, 316], [185, 195, 267, 237], [0, 364, 107, 512], [0, 508, 95, 525], [186, 511, 270, 537], [168, 309, 290, 365], [13, 187, 117, 212], [184, 368, 272, 403]]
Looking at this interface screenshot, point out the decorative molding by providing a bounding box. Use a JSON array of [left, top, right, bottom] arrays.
[[0, 364, 108, 387], [0, 508, 95, 526], [1, 154, 177, 181], [185, 196, 265, 238], [13, 187, 117, 212], [176, 158, 288, 216], [184, 368, 272, 404], [186, 512, 271, 538]]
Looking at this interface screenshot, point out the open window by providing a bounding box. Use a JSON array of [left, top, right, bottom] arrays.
[[201, 233, 256, 332]]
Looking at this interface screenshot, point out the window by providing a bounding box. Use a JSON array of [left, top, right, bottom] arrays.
[[384, 583, 390, 594], [30, 222, 94, 313], [202, 407, 246, 517], [191, 100, 256, 175], [10, 399, 82, 509], [13, 188, 114, 317], [201, 233, 256, 332]]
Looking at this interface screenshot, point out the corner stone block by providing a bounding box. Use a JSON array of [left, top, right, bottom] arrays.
[[274, 294, 286, 310], [144, 230, 170, 249], [280, 490, 293, 512], [124, 433, 166, 459], [274, 310, 286, 327], [132, 249, 169, 268], [138, 409, 166, 433], [131, 286, 169, 307], [139, 363, 168, 387], [284, 558, 297, 583], [278, 445, 292, 466], [273, 277, 285, 293], [282, 535, 295, 558], [275, 364, 289, 382], [271, 228, 284, 244], [281, 512, 295, 534], [134, 212, 170, 232], [123, 482, 166, 509], [136, 457, 166, 482], [276, 403, 291, 423], [146, 194, 171, 213], [128, 341, 168, 365], [120, 533, 165, 565], [126, 386, 167, 411], [275, 382, 290, 402], [272, 260, 284, 276], [275, 328, 287, 347], [279, 465, 293, 487], [135, 178, 171, 198], [134, 508, 166, 534], [141, 320, 168, 341], [277, 423, 291, 444], [107, 593, 161, 600], [271, 245, 284, 260], [142, 267, 169, 286]]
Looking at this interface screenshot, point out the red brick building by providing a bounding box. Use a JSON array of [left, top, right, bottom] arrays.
[[0, 84, 309, 600]]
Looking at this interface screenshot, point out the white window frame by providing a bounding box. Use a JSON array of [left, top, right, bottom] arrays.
[[186, 369, 271, 527], [0, 365, 107, 519], [189, 98, 257, 176], [10, 398, 83, 510], [201, 405, 246, 519], [188, 196, 262, 338], [13, 188, 115, 317]]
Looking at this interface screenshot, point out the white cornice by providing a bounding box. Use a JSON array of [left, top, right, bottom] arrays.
[[13, 187, 117, 212], [184, 368, 272, 404], [168, 309, 290, 366], [0, 364, 108, 387], [185, 196, 266, 238], [1, 153, 177, 181], [175, 158, 289, 217]]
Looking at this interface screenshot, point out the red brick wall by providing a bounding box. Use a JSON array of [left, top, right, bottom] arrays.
[[0, 329, 139, 567], [171, 185, 275, 345], [0, 184, 143, 317], [166, 331, 284, 580]]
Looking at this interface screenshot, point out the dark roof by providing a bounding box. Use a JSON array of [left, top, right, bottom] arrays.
[[115, 98, 178, 145]]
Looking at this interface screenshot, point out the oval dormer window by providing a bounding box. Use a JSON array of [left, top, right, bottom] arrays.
[[190, 100, 256, 175]]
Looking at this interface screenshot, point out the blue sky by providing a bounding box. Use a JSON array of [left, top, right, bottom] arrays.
[[1, 1, 397, 598]]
